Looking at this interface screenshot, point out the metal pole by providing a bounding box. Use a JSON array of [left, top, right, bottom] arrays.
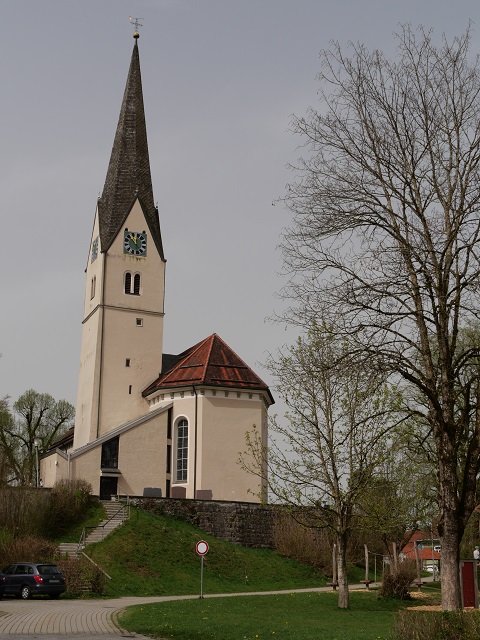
[[200, 555, 204, 599], [33, 438, 41, 488], [35, 444, 39, 488]]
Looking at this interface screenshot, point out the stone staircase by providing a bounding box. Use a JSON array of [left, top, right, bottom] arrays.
[[59, 500, 129, 559]]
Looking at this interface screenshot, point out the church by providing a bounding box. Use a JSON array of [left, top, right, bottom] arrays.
[[40, 31, 273, 502]]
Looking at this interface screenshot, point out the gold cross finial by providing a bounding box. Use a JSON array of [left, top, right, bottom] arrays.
[[129, 16, 143, 39]]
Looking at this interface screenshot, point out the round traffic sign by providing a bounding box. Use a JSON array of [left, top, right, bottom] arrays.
[[196, 540, 209, 556]]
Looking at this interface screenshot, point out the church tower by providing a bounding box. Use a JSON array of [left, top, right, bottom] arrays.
[[74, 32, 166, 449]]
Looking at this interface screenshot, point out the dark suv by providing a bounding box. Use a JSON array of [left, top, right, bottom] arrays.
[[2, 563, 66, 599]]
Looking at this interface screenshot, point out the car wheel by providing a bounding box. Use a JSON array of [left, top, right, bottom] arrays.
[[20, 586, 31, 600]]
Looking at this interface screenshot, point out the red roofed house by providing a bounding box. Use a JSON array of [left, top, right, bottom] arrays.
[[401, 530, 441, 571], [39, 33, 273, 502]]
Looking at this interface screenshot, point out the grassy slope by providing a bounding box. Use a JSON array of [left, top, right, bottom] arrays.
[[87, 507, 327, 597]]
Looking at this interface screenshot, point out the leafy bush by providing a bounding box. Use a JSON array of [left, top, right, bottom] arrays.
[[0, 535, 58, 566], [42, 479, 93, 537], [380, 560, 417, 599], [0, 486, 49, 537], [272, 513, 332, 571], [393, 610, 480, 640], [57, 556, 107, 596]]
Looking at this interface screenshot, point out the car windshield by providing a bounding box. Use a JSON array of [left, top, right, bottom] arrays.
[[37, 565, 62, 576]]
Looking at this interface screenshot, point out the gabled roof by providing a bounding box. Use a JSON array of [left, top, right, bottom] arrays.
[[143, 334, 274, 404], [97, 37, 164, 259], [45, 426, 75, 452]]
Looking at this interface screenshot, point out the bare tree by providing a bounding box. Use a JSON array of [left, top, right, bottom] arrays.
[[280, 24, 480, 610], [0, 390, 74, 485], [243, 328, 397, 609]]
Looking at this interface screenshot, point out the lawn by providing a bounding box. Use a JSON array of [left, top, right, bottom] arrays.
[[119, 590, 412, 640]]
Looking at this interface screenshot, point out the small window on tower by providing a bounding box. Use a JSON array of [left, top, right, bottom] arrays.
[[126, 359, 131, 367], [90, 276, 96, 300], [136, 318, 143, 327], [129, 385, 132, 395]]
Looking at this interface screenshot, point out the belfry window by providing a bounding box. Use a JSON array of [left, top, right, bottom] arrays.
[[133, 273, 141, 295], [176, 419, 188, 482], [124, 272, 131, 294], [124, 272, 141, 295]]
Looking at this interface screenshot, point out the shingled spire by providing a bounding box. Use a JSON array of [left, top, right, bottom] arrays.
[[97, 35, 164, 259]]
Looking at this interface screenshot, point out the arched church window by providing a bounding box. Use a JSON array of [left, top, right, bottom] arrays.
[[176, 419, 188, 482], [133, 273, 141, 295], [124, 272, 141, 295], [124, 272, 132, 294]]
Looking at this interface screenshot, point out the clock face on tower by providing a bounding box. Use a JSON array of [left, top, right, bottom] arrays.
[[124, 230, 147, 256], [91, 236, 99, 263]]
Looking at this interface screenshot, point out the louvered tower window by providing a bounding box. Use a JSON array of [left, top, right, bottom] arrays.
[[133, 273, 141, 295], [124, 272, 132, 294], [124, 272, 141, 295]]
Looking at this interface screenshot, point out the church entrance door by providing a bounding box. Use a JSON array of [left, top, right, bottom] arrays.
[[100, 476, 118, 500]]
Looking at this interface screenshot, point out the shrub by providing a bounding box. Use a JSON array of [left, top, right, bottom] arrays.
[[0, 535, 58, 566], [380, 560, 417, 599], [0, 486, 49, 538], [57, 556, 106, 596], [43, 479, 93, 538], [393, 610, 480, 640], [272, 514, 332, 571]]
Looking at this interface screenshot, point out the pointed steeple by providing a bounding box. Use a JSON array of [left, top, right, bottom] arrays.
[[97, 36, 164, 259]]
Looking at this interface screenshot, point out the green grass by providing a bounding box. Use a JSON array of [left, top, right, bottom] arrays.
[[119, 591, 411, 640], [87, 507, 327, 597]]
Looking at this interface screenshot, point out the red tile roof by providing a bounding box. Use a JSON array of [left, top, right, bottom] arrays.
[[402, 530, 441, 560], [143, 334, 274, 403]]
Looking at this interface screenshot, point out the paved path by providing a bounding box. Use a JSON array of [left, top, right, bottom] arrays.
[[0, 584, 377, 637]]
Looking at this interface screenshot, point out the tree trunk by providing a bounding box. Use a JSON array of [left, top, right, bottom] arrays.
[[336, 533, 349, 609], [440, 517, 461, 610], [438, 454, 462, 610]]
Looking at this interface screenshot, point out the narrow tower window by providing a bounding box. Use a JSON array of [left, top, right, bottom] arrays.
[[176, 419, 188, 482], [90, 276, 96, 300], [124, 272, 132, 294], [133, 273, 141, 295]]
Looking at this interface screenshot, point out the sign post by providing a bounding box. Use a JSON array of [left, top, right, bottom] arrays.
[[196, 540, 209, 598]]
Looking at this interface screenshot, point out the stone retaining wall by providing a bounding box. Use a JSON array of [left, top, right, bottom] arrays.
[[127, 496, 276, 548]]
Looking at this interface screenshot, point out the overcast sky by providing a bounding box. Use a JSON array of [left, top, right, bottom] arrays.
[[1, 0, 479, 411]]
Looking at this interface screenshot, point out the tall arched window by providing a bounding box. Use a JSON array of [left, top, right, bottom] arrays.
[[133, 273, 141, 295], [176, 419, 188, 482], [124, 272, 141, 295], [124, 272, 132, 294]]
